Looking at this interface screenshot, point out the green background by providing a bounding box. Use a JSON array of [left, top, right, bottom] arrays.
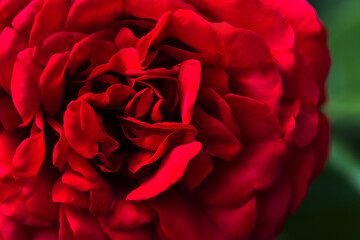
[[278, 0, 360, 239]]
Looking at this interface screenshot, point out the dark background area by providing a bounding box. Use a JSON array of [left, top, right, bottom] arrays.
[[278, 0, 360, 239]]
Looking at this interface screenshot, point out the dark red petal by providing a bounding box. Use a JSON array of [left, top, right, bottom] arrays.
[[105, 190, 155, 231], [66, 149, 99, 181], [0, 131, 22, 179], [12, 0, 44, 37], [127, 141, 202, 200], [197, 88, 241, 139], [63, 100, 98, 159], [178, 59, 201, 124], [61, 170, 109, 192], [62, 206, 107, 240], [184, 0, 295, 71], [0, 94, 22, 132], [0, 27, 27, 94], [29, 0, 69, 47], [181, 152, 213, 191], [127, 129, 193, 173], [149, 188, 228, 240], [0, 215, 31, 240], [52, 178, 90, 209], [294, 103, 319, 147], [68, 29, 116, 73], [123, 0, 195, 20], [11, 48, 43, 126], [33, 226, 59, 240], [136, 10, 225, 65], [278, 100, 300, 142], [115, 27, 138, 49], [24, 176, 59, 222], [205, 196, 257, 239], [64, 0, 123, 33], [79, 100, 119, 155], [40, 52, 69, 116], [89, 188, 113, 216], [197, 139, 286, 207], [33, 31, 86, 66], [283, 51, 319, 106], [90, 40, 117, 67], [0, 0, 31, 29], [251, 172, 292, 240], [88, 48, 142, 80], [12, 109, 45, 179], [200, 67, 229, 95], [215, 24, 271, 70], [120, 117, 197, 150], [260, 0, 331, 104], [100, 221, 154, 240], [224, 94, 283, 142], [229, 63, 283, 113], [192, 106, 241, 161]]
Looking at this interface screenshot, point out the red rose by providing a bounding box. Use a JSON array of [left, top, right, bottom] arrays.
[[0, 0, 330, 239]]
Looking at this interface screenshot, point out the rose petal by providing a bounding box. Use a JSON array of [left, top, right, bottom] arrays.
[[39, 52, 70, 116], [63, 100, 98, 159], [205, 196, 257, 240], [52, 178, 90, 209], [178, 59, 201, 124], [185, 0, 295, 71], [229, 63, 283, 113], [33, 31, 86, 66], [12, 0, 43, 37], [68, 29, 117, 73], [120, 117, 197, 150], [294, 103, 319, 147], [192, 106, 242, 161], [260, 0, 330, 104], [12, 109, 45, 179], [0, 215, 31, 240], [0, 27, 27, 94], [61, 206, 107, 240], [29, 0, 69, 47], [148, 188, 228, 240], [251, 172, 292, 240], [0, 0, 31, 29], [127, 141, 202, 200], [79, 100, 119, 155], [197, 139, 286, 207], [64, 0, 123, 33], [181, 152, 213, 191], [105, 190, 155, 230], [11, 48, 42, 126], [0, 93, 22, 132], [224, 94, 283, 142]]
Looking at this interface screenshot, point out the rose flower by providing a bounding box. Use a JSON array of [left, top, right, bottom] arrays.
[[0, 0, 330, 239]]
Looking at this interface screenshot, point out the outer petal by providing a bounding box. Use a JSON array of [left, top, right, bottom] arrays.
[[196, 139, 286, 207], [12, 109, 45, 179], [148, 188, 228, 240], [11, 48, 42, 126], [260, 0, 331, 104], [64, 0, 123, 33], [0, 27, 27, 94], [29, 0, 69, 47]]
